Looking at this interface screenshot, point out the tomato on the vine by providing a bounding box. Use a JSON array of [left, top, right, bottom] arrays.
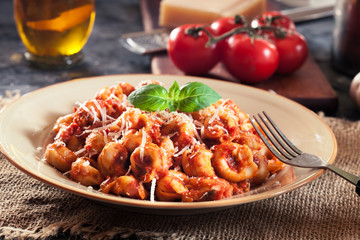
[[222, 34, 279, 83], [210, 16, 247, 52], [166, 12, 307, 82], [211, 15, 246, 36], [251, 11, 296, 32], [271, 31, 308, 74], [167, 24, 221, 75]]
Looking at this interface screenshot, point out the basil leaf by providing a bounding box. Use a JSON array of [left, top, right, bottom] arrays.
[[167, 99, 179, 112], [168, 81, 180, 100], [127, 81, 221, 113], [178, 82, 221, 112], [167, 81, 180, 112], [128, 84, 169, 111]]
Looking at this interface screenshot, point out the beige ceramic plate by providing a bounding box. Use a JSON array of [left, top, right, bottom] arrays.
[[0, 74, 337, 214]]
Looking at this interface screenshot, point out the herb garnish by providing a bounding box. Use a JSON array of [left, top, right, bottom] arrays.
[[128, 81, 221, 112]]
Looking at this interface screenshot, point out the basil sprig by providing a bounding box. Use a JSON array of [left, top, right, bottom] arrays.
[[128, 81, 221, 112]]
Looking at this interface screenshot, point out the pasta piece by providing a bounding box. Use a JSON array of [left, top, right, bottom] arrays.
[[95, 84, 123, 101], [156, 170, 188, 201], [252, 150, 270, 184], [136, 79, 163, 89], [201, 110, 240, 142], [219, 99, 244, 124], [182, 177, 233, 202], [268, 157, 286, 175], [159, 137, 175, 169], [161, 113, 196, 149], [120, 108, 149, 130], [118, 82, 135, 96], [97, 141, 129, 177], [102, 98, 128, 119], [212, 142, 258, 182], [111, 175, 148, 200], [240, 118, 254, 132], [54, 122, 83, 151], [70, 157, 104, 186], [99, 176, 116, 194], [73, 100, 106, 128], [230, 180, 250, 195], [130, 142, 168, 182], [234, 131, 263, 151], [261, 147, 286, 174], [44, 141, 77, 172], [122, 129, 151, 153], [84, 130, 111, 156], [52, 113, 73, 133], [182, 144, 216, 177], [117, 108, 162, 143], [191, 104, 217, 122]]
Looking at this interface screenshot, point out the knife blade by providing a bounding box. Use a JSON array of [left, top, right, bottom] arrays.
[[119, 29, 169, 55]]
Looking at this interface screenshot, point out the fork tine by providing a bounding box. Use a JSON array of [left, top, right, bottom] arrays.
[[250, 116, 289, 162], [262, 111, 303, 155], [257, 113, 298, 158], [252, 115, 294, 160]]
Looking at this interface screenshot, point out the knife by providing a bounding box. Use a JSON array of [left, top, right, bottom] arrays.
[[119, 29, 169, 55]]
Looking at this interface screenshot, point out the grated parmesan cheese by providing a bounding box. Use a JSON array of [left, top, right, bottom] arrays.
[[150, 178, 157, 202], [82, 113, 122, 135], [102, 130, 109, 144], [83, 160, 90, 167], [55, 141, 66, 147], [185, 113, 203, 144], [77, 101, 100, 124], [74, 148, 86, 156], [173, 143, 191, 157], [92, 99, 107, 126], [208, 99, 228, 124], [125, 166, 132, 176]]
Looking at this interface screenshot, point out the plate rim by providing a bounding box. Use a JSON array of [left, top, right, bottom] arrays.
[[0, 73, 338, 212]]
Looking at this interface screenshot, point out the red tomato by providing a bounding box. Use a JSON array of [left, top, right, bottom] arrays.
[[222, 34, 279, 83], [271, 31, 308, 74], [210, 16, 247, 52], [211, 16, 246, 36], [251, 11, 296, 33], [167, 24, 221, 75]]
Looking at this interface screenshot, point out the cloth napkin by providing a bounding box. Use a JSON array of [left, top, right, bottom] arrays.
[[0, 95, 359, 240]]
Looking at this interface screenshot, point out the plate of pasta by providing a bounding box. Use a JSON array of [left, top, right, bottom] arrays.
[[0, 74, 336, 214]]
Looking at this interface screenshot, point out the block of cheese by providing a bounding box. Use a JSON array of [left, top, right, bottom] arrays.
[[159, 0, 266, 28]]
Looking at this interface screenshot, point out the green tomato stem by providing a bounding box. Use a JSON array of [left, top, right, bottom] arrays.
[[185, 25, 288, 48], [204, 27, 252, 47]]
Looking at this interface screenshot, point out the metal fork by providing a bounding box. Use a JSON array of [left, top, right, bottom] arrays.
[[250, 111, 360, 196]]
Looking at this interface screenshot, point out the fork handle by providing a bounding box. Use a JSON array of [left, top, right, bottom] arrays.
[[326, 165, 360, 196]]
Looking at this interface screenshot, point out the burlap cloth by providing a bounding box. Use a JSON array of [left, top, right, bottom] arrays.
[[0, 93, 359, 240]]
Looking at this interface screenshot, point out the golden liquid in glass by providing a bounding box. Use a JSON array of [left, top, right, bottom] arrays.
[[14, 0, 95, 60]]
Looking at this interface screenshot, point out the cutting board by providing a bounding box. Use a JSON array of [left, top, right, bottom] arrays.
[[139, 0, 338, 114]]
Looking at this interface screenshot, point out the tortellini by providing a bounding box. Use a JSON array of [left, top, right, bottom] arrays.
[[44, 81, 284, 202]]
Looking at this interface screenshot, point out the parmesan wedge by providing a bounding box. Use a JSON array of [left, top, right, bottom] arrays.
[[159, 0, 266, 28]]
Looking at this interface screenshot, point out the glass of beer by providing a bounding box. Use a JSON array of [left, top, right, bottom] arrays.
[[13, 0, 95, 69]]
